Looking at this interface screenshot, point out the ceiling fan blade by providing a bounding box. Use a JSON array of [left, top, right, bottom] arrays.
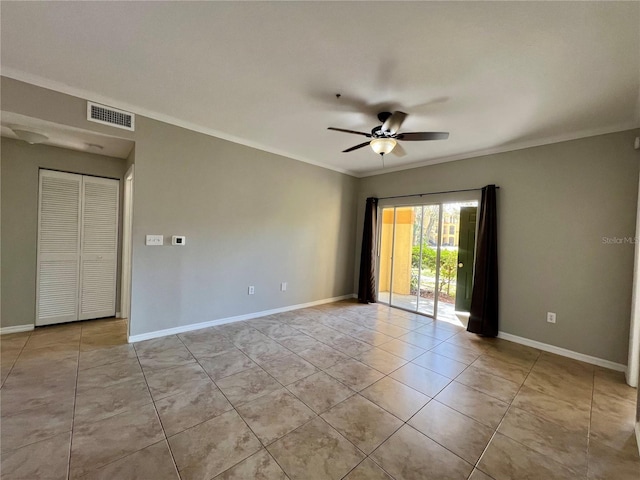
[[342, 141, 371, 153], [397, 132, 449, 141], [392, 142, 407, 157], [328, 127, 372, 137], [382, 111, 408, 135]]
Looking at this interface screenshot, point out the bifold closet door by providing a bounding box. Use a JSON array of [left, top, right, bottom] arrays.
[[36, 171, 119, 326], [78, 176, 119, 320], [36, 170, 83, 326]]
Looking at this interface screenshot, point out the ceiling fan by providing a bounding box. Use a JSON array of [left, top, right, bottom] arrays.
[[328, 111, 449, 157]]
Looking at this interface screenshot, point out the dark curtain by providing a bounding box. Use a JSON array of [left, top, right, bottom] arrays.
[[467, 185, 499, 336], [358, 197, 378, 303]]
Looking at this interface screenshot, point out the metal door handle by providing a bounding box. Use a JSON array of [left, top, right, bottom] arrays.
[[458, 263, 463, 268]]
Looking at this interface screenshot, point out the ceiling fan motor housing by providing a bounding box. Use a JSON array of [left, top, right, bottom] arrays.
[[371, 126, 397, 138], [377, 111, 393, 123]]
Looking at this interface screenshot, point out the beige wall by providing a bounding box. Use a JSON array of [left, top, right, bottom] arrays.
[[1, 138, 127, 327], [1, 77, 358, 337], [128, 116, 358, 336], [3, 77, 639, 365], [358, 130, 640, 364]]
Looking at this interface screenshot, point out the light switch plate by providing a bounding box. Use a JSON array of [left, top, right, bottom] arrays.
[[146, 235, 163, 246], [172, 236, 186, 246]]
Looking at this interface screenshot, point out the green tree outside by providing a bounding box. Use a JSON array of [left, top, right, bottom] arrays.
[[412, 245, 458, 296]]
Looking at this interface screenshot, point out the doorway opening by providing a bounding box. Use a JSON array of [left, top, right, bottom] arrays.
[[378, 201, 478, 324]]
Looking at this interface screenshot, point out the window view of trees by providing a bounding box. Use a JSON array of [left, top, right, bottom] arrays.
[[409, 203, 474, 306], [411, 246, 458, 299], [379, 201, 477, 320]]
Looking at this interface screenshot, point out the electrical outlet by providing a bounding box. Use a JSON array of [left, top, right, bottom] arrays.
[[281, 282, 287, 292], [547, 312, 556, 324], [248, 286, 255, 295]]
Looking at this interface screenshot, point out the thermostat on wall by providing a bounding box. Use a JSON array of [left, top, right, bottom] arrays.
[[172, 236, 186, 246]]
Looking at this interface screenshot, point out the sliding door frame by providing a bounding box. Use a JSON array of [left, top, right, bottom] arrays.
[[415, 207, 425, 313], [377, 207, 399, 308], [433, 205, 444, 317], [375, 190, 482, 319]]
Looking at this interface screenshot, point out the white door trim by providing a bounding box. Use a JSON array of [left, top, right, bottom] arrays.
[[120, 165, 134, 324], [627, 172, 640, 387]]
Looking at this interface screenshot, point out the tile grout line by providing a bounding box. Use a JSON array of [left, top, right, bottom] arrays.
[[244, 306, 584, 478], [177, 315, 411, 479], [7, 303, 631, 480], [68, 341, 177, 478], [470, 346, 541, 478], [175, 333, 301, 479], [65, 326, 83, 480], [471, 348, 596, 479], [585, 367, 596, 479], [271, 314, 470, 477], [0, 329, 34, 389], [339, 457, 371, 480], [0, 331, 82, 459], [186, 326, 371, 479], [401, 331, 497, 423], [340, 417, 406, 480], [235, 310, 620, 473], [131, 343, 182, 480], [234, 308, 537, 478]]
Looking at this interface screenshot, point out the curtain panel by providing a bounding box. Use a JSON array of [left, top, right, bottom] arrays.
[[467, 185, 499, 336], [358, 197, 378, 303]]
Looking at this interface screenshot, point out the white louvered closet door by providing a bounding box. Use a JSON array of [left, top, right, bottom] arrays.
[[37, 171, 120, 326], [78, 176, 119, 320], [36, 171, 82, 326]]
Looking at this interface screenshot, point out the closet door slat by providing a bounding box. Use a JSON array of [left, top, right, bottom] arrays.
[[36, 171, 82, 325], [78, 177, 119, 320]]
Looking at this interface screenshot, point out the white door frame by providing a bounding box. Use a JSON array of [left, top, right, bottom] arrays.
[[120, 165, 134, 326], [627, 172, 640, 387]]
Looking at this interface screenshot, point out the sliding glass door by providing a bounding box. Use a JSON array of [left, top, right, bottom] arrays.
[[378, 207, 395, 307], [378, 201, 478, 321], [416, 204, 441, 317]]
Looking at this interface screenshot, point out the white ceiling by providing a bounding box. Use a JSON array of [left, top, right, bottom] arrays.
[[1, 111, 134, 159], [1, 1, 638, 177]]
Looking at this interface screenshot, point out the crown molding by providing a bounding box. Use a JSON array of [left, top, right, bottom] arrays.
[[1, 68, 358, 177], [359, 122, 640, 178], [4, 69, 638, 181]]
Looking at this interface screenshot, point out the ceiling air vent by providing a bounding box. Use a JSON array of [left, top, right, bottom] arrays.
[[87, 102, 135, 131]]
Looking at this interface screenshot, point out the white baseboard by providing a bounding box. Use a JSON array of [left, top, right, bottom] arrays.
[[116, 312, 122, 319], [498, 331, 627, 372], [128, 294, 356, 343], [0, 324, 35, 335], [636, 422, 640, 457]]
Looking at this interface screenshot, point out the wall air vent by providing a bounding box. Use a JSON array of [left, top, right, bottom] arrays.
[[87, 102, 135, 131]]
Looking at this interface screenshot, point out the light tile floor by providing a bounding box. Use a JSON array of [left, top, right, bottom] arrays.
[[1, 301, 638, 479]]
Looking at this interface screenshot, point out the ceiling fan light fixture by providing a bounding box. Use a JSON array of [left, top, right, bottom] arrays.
[[370, 137, 396, 155], [11, 128, 49, 145]]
